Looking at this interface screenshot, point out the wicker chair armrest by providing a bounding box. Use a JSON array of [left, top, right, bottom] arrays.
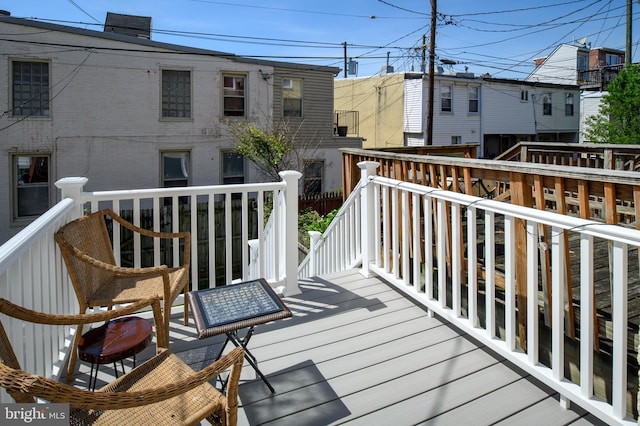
[[104, 209, 190, 241], [0, 348, 244, 410], [0, 298, 161, 327], [102, 209, 191, 267], [64, 244, 171, 277]]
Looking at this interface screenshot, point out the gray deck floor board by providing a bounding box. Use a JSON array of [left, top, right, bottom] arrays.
[[69, 269, 606, 425]]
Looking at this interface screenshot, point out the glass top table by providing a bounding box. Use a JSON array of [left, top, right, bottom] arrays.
[[187, 278, 292, 392]]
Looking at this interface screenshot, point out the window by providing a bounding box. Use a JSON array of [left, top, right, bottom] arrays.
[[222, 152, 245, 184], [440, 84, 452, 112], [468, 86, 479, 113], [542, 93, 552, 115], [577, 53, 589, 72], [451, 136, 461, 145], [565, 93, 574, 116], [13, 155, 50, 220], [161, 70, 191, 118], [282, 78, 302, 117], [303, 161, 324, 194], [606, 54, 620, 66], [223, 74, 246, 117], [12, 61, 50, 117], [520, 90, 529, 102], [161, 151, 190, 187]]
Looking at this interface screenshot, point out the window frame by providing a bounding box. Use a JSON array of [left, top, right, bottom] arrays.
[[11, 60, 51, 118], [468, 85, 479, 113], [542, 93, 552, 116], [451, 136, 462, 145], [160, 68, 192, 120], [520, 90, 529, 102], [282, 77, 303, 117], [440, 84, 452, 113], [605, 54, 620, 66], [221, 151, 245, 185], [303, 160, 324, 195], [565, 92, 574, 116], [577, 53, 589, 72], [12, 153, 52, 222], [161, 151, 191, 188], [222, 73, 247, 117]]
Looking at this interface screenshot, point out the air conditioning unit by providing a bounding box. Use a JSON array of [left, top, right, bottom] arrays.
[[282, 78, 293, 90]]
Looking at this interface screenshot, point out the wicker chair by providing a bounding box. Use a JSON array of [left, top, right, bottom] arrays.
[[55, 208, 190, 380], [0, 297, 243, 426]]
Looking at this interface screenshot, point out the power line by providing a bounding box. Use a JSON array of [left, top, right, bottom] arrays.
[[66, 0, 100, 23], [444, 0, 593, 18], [190, 0, 423, 20]]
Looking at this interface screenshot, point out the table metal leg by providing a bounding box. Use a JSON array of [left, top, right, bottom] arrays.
[[216, 327, 275, 393], [228, 328, 275, 393]]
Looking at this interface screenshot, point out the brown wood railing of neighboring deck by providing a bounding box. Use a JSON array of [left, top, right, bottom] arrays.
[[341, 145, 640, 351]]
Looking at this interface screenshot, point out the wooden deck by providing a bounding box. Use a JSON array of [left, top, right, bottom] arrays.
[[68, 269, 605, 425]]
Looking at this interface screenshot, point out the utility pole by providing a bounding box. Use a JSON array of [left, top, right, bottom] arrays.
[[625, 0, 632, 65], [426, 0, 436, 145], [421, 34, 426, 73], [343, 42, 347, 78]]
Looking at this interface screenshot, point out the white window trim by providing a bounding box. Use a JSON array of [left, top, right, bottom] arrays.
[[468, 85, 479, 113], [282, 77, 303, 118], [222, 72, 248, 118], [440, 83, 453, 113]]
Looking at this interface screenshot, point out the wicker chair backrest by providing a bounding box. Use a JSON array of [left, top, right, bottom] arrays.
[[55, 211, 117, 304]]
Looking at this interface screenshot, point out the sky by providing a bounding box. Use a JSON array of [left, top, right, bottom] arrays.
[[4, 0, 640, 80]]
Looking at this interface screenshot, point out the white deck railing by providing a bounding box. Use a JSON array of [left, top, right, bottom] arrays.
[[300, 161, 637, 426], [298, 180, 362, 279], [0, 200, 78, 391], [0, 172, 300, 400], [2, 160, 638, 424]]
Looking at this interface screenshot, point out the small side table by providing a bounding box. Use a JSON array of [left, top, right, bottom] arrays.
[[188, 278, 292, 393], [77, 316, 152, 391]]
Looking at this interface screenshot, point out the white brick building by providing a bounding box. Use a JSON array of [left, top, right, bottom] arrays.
[[0, 15, 357, 243]]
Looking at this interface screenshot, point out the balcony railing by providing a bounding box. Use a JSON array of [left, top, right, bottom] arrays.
[[2, 161, 638, 424], [0, 172, 301, 402], [578, 64, 624, 90], [301, 161, 638, 425]]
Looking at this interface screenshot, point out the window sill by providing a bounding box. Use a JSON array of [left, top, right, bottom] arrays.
[[160, 117, 194, 122]]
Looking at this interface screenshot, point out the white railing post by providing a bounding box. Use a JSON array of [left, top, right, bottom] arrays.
[[358, 161, 379, 277], [248, 239, 259, 280], [308, 231, 322, 277], [279, 170, 302, 296], [55, 177, 89, 218]]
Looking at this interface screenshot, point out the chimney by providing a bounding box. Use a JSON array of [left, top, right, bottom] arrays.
[[104, 12, 152, 39], [533, 57, 546, 68]]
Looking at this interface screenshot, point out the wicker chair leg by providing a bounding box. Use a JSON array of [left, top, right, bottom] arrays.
[[66, 322, 84, 382], [183, 292, 189, 326]]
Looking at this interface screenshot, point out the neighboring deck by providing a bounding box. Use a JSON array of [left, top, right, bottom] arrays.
[[68, 269, 604, 425]]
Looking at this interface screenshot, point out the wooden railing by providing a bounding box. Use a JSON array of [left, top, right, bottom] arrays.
[[497, 142, 640, 172], [341, 147, 640, 355], [299, 191, 343, 216], [301, 160, 638, 424]]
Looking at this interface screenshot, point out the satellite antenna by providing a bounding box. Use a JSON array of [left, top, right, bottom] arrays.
[[577, 36, 588, 47]]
